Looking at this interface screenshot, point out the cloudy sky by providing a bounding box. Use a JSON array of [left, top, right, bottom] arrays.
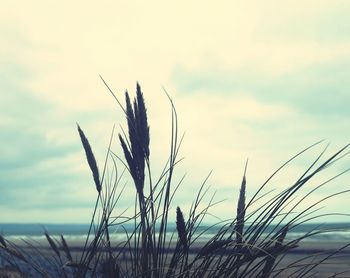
[[1, 1, 349, 223]]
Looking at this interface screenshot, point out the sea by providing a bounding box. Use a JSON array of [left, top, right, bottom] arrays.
[[1, 222, 350, 277], [1, 222, 350, 244]]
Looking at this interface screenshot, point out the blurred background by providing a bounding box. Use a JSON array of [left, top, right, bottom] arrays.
[[0, 1, 349, 223]]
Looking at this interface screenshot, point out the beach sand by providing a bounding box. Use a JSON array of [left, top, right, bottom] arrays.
[[1, 240, 350, 277]]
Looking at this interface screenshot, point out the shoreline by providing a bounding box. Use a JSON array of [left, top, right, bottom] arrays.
[[2, 240, 350, 277]]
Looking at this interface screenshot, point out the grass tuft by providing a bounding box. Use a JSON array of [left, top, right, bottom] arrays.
[[0, 81, 349, 278]]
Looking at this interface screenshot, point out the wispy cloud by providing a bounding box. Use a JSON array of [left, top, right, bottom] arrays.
[[171, 55, 350, 116], [0, 1, 348, 223]]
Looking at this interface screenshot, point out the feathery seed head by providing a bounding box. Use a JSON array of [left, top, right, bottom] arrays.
[[199, 240, 232, 256], [176, 206, 188, 250], [235, 169, 247, 245], [119, 83, 150, 196], [45, 232, 60, 258], [0, 234, 6, 248], [61, 235, 72, 261], [77, 124, 101, 193], [7, 247, 27, 262], [135, 83, 150, 159], [261, 226, 289, 277]]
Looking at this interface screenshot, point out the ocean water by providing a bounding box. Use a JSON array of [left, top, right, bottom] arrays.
[[1, 222, 350, 244]]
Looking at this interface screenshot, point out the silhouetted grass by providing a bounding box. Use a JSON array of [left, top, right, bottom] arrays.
[[0, 81, 349, 277]]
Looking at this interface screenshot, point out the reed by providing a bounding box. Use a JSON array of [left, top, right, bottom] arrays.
[[0, 81, 349, 278]]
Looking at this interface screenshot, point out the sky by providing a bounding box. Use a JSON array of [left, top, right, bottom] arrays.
[[0, 1, 349, 223]]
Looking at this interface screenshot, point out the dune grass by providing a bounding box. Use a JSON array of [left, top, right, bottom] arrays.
[[0, 81, 349, 277]]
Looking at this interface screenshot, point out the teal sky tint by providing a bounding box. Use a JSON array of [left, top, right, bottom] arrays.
[[0, 1, 349, 223], [171, 56, 350, 116], [0, 64, 90, 210]]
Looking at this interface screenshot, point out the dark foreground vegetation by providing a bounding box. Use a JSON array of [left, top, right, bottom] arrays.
[[1, 80, 349, 277]]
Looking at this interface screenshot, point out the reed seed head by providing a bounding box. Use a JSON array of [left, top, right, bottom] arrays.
[[119, 83, 150, 196], [199, 240, 232, 257], [7, 247, 27, 262], [61, 235, 72, 261], [0, 234, 6, 248], [135, 83, 150, 159], [45, 232, 60, 258], [176, 206, 188, 250], [235, 169, 246, 246], [260, 226, 289, 277], [77, 124, 101, 193]]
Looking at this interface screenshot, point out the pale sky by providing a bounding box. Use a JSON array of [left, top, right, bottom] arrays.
[[0, 1, 349, 223]]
